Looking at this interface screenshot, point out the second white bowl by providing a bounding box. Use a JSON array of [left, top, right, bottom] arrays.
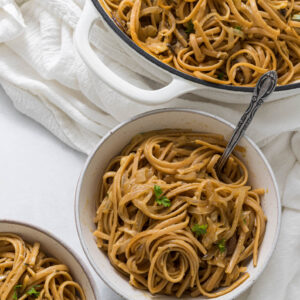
[[0, 220, 99, 300]]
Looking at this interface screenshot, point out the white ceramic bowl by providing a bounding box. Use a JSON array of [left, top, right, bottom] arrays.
[[0, 220, 99, 300], [75, 109, 281, 300]]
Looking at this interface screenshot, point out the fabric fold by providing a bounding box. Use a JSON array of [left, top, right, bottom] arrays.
[[0, 0, 25, 42]]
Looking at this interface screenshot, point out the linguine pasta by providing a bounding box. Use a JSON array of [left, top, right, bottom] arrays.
[[0, 234, 86, 300], [94, 130, 267, 298], [99, 0, 300, 86]]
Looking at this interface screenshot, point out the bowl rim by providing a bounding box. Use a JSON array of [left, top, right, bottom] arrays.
[[75, 108, 281, 300], [0, 219, 100, 300], [90, 0, 300, 93]]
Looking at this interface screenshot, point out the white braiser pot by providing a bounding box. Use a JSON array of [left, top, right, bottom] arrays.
[[74, 0, 300, 105]]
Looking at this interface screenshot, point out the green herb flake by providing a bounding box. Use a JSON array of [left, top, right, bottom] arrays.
[[292, 14, 300, 21], [217, 239, 226, 253], [14, 285, 22, 289], [217, 72, 224, 80], [243, 218, 247, 224], [185, 20, 195, 34], [192, 224, 208, 237], [233, 25, 244, 38], [154, 185, 171, 207], [13, 285, 22, 300], [156, 196, 171, 207], [27, 287, 40, 298], [154, 184, 163, 198], [234, 25, 242, 31]]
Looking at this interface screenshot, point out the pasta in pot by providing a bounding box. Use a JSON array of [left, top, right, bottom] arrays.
[[0, 234, 86, 300], [99, 0, 300, 86], [94, 130, 267, 298]]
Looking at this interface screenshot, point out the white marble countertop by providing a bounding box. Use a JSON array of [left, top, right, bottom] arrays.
[[0, 86, 122, 300]]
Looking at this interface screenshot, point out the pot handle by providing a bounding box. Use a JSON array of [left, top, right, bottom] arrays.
[[74, 0, 199, 105]]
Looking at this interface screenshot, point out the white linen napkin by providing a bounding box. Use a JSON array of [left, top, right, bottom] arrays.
[[0, 0, 300, 299]]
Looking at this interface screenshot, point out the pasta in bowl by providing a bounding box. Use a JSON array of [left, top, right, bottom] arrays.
[[75, 109, 281, 300], [94, 130, 266, 297], [99, 0, 300, 87], [0, 221, 98, 300]]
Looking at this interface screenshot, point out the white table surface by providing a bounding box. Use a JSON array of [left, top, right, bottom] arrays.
[[0, 86, 122, 300]]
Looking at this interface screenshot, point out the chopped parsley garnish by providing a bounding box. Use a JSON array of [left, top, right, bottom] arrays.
[[292, 14, 300, 21], [154, 185, 163, 198], [233, 25, 244, 38], [234, 25, 242, 31], [217, 239, 226, 253], [27, 286, 40, 298], [14, 285, 22, 289], [243, 218, 247, 224], [185, 20, 195, 34], [156, 196, 171, 207], [154, 185, 171, 207], [217, 72, 224, 80], [13, 285, 22, 300], [192, 224, 208, 237]]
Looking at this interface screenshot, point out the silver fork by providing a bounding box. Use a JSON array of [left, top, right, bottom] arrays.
[[215, 71, 278, 178]]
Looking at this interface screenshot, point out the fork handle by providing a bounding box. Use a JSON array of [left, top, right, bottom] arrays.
[[215, 71, 278, 174]]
